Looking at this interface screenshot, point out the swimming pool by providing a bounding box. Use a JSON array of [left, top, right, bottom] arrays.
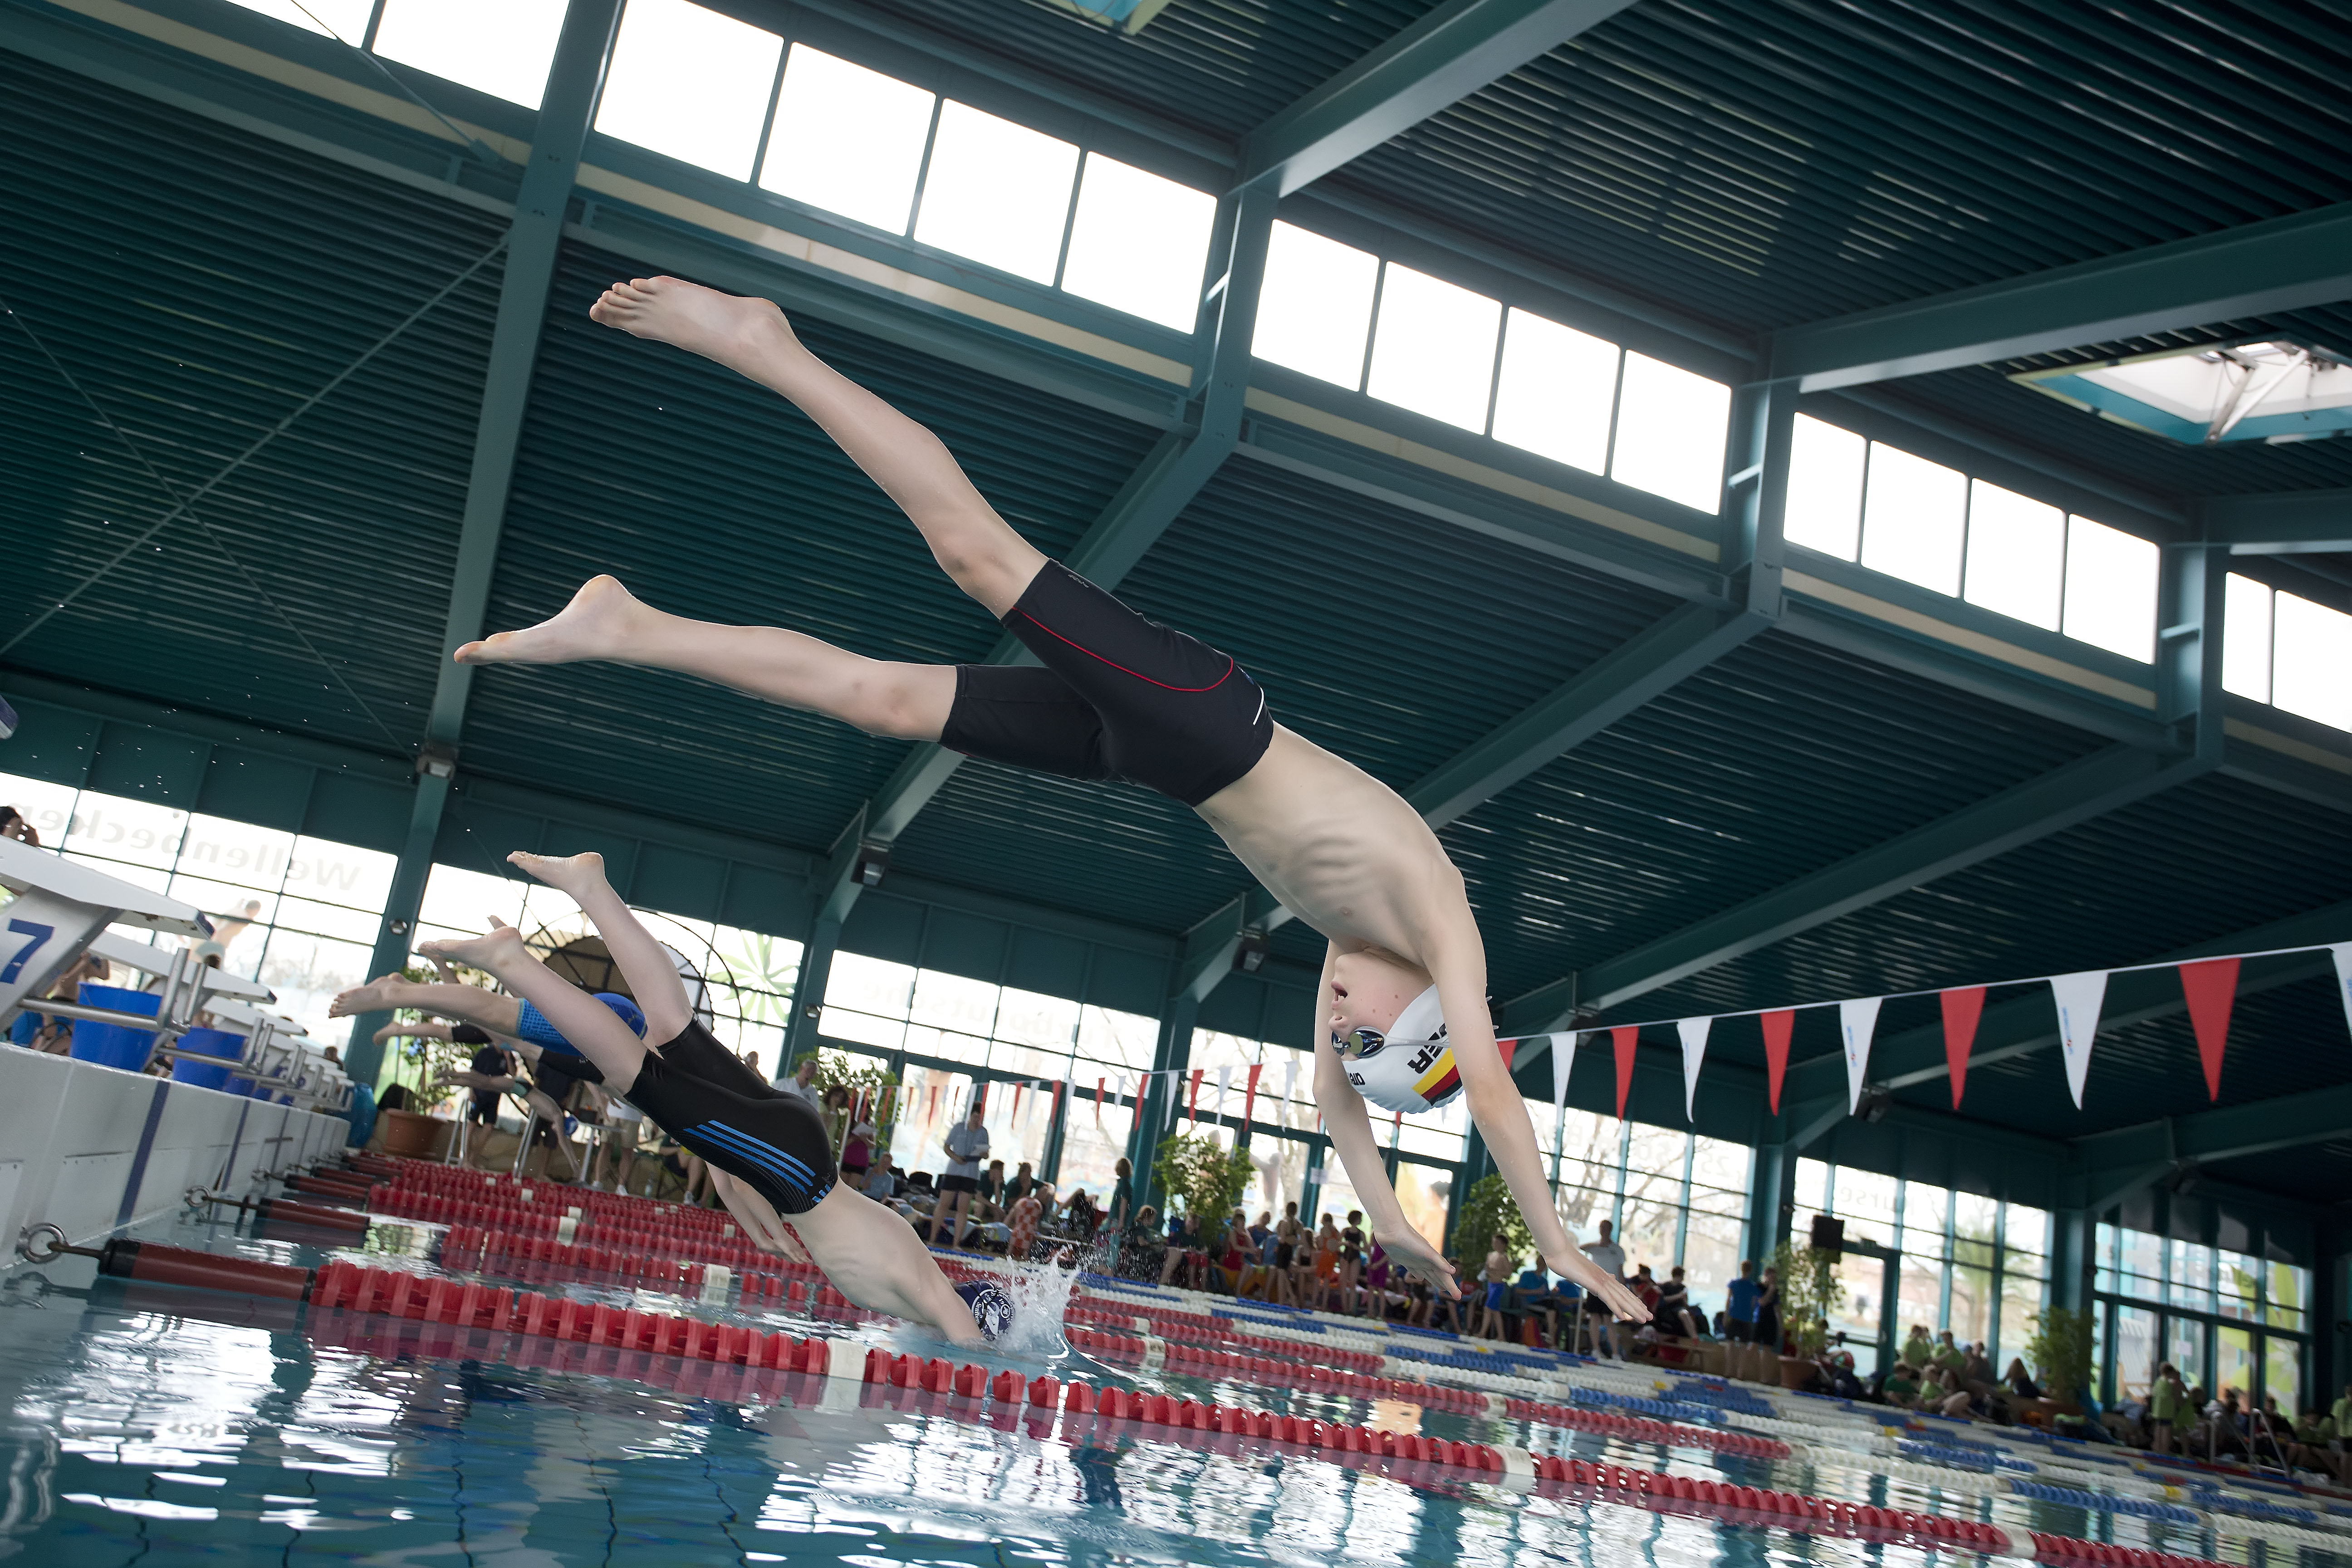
[[0, 1199, 2337, 1567]]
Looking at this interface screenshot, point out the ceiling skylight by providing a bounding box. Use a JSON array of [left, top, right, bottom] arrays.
[[594, 0, 783, 182], [224, 0, 374, 38], [1251, 222, 1379, 390], [2272, 591, 2352, 730], [758, 45, 935, 235], [1859, 442, 1966, 596], [913, 102, 1080, 284], [1058, 154, 1216, 331], [2014, 340, 2352, 446], [1365, 264, 1502, 433], [2061, 517, 2158, 662], [1490, 309, 1617, 474], [372, 0, 567, 109], [2222, 573, 2274, 703], [1609, 353, 1729, 514], [1961, 479, 2063, 631], [1784, 413, 1866, 558]]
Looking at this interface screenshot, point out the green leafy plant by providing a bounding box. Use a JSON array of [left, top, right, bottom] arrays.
[[812, 1051, 901, 1137], [1450, 1174, 1534, 1267], [1768, 1240, 1840, 1360], [1152, 1132, 1254, 1225], [2024, 1305, 2094, 1411]]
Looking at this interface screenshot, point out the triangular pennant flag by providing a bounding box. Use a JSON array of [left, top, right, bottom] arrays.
[[1243, 1062, 1264, 1128], [1282, 1054, 1298, 1108], [2178, 957, 2241, 1101], [1496, 1035, 1517, 1070], [1676, 1017, 1710, 1122], [927, 1083, 940, 1122], [1839, 996, 1883, 1114], [1095, 1077, 1105, 1127], [1610, 1025, 1638, 1118], [2049, 970, 2109, 1108], [1214, 1065, 1232, 1126], [1759, 1009, 1794, 1115], [1940, 987, 1986, 1109], [1550, 1031, 1577, 1123], [1187, 1067, 1204, 1123], [1010, 1082, 1026, 1125], [2332, 944, 2352, 1042]]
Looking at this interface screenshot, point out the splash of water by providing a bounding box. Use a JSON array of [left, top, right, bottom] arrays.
[[990, 1237, 1111, 1359]]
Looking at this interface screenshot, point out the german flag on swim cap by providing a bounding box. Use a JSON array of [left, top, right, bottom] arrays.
[[1335, 986, 1463, 1116]]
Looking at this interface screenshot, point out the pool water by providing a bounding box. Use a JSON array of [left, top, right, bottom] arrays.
[[0, 1208, 2321, 1567]]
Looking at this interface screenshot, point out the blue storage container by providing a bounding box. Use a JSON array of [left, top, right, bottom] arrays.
[[171, 1026, 246, 1092], [67, 984, 160, 1071]]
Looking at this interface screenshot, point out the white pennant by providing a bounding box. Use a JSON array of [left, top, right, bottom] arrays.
[[1282, 1054, 1299, 1121], [2049, 970, 2109, 1108], [1676, 1016, 1711, 1122], [2332, 944, 2352, 1044], [1214, 1065, 1232, 1126], [1840, 997, 1883, 1113], [1549, 1031, 1577, 1122]]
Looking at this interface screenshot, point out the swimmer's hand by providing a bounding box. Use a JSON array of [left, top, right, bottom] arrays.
[[1548, 1248, 1652, 1323], [1377, 1228, 1459, 1298]]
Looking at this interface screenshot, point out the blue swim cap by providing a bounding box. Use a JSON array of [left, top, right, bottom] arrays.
[[954, 1279, 1015, 1342], [593, 992, 647, 1038]]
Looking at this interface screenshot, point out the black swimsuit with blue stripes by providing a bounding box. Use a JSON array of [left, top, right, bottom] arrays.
[[622, 1021, 836, 1215]]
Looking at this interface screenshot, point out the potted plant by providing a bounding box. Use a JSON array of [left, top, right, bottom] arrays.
[[1768, 1240, 1838, 1389], [2022, 1305, 2093, 1419], [1151, 1131, 1255, 1229]]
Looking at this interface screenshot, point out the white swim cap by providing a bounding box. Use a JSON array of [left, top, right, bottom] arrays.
[[1332, 985, 1460, 1115]]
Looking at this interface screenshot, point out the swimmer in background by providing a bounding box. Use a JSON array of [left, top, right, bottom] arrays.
[[412, 851, 1010, 1346], [455, 274, 1648, 1328]]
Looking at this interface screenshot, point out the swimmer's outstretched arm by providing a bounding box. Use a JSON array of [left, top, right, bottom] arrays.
[[1312, 1038, 1457, 1298], [1420, 928, 1651, 1325]]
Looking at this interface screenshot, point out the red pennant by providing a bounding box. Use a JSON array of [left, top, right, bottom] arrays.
[[1010, 1083, 1025, 1123], [1496, 1036, 1518, 1069], [927, 1083, 940, 1122], [1611, 1025, 1638, 1118], [1940, 987, 1986, 1108], [1187, 1067, 1204, 1122], [1095, 1077, 1104, 1127], [1760, 1009, 1794, 1115], [2179, 957, 2241, 1101], [1243, 1062, 1263, 1127]]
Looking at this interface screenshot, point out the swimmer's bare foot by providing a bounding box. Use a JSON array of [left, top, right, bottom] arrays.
[[418, 924, 528, 979], [507, 849, 606, 900], [330, 974, 410, 1017], [588, 275, 794, 377], [455, 575, 646, 666]]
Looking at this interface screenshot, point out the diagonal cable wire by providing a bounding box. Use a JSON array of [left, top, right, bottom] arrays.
[[288, 0, 505, 167], [0, 235, 506, 660]]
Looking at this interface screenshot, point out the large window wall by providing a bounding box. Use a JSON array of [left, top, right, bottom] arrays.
[[1, 769, 394, 1044], [2094, 1223, 2311, 1413], [1794, 1158, 2050, 1376], [1544, 1105, 1752, 1312]]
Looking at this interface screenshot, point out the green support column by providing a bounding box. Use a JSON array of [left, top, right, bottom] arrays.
[[1746, 1140, 1796, 1267], [781, 913, 840, 1081], [1130, 991, 1197, 1208], [344, 768, 449, 1087]]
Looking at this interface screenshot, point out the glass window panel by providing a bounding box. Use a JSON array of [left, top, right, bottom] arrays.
[[2006, 1205, 2053, 1262], [987, 1078, 1056, 1171], [2264, 1335, 2303, 1412], [272, 894, 380, 946], [1900, 1182, 1950, 1260], [1617, 1198, 1679, 1277], [174, 813, 293, 892], [1829, 1252, 1888, 1377], [759, 44, 935, 234], [1251, 221, 1379, 389], [2117, 1225, 2161, 1289], [2219, 1250, 2261, 1321], [256, 931, 374, 1044], [1794, 1156, 1829, 1215], [1057, 1097, 1135, 1210], [2169, 1240, 2216, 1313], [1681, 1210, 1743, 1301], [1829, 1167, 1897, 1247], [285, 836, 395, 913], [902, 1024, 990, 1069], [1962, 479, 2064, 629], [1690, 1135, 1749, 1192], [1950, 1264, 1994, 1352], [2166, 1317, 2207, 1391], [986, 1042, 1070, 1080], [1363, 263, 1502, 433], [1995, 1266, 2045, 1373], [420, 863, 524, 935], [2273, 590, 2352, 731], [64, 854, 170, 896], [1553, 1184, 1615, 1238], [913, 100, 1079, 284], [1953, 1191, 1999, 1267], [1311, 1144, 1363, 1231], [1608, 352, 1731, 514], [1490, 309, 1617, 473], [0, 772, 79, 846], [594, 0, 784, 181], [994, 986, 1078, 1051], [2264, 1261, 2309, 1330], [1393, 1161, 1452, 1254], [1394, 1096, 1465, 1162], [826, 952, 916, 1019], [59, 789, 186, 872], [1859, 442, 1967, 596], [888, 1063, 971, 1177], [820, 1007, 905, 1051], [223, 0, 375, 38], [1058, 153, 1215, 331], [1784, 415, 1866, 559], [1245, 1136, 1310, 1226], [1896, 1257, 1944, 1345], [372, 0, 567, 109], [2222, 573, 2273, 703], [2062, 516, 2160, 662], [1555, 1109, 1622, 1193], [2215, 1325, 2255, 1400], [1624, 1124, 1687, 1192], [2114, 1306, 2159, 1402], [1077, 1004, 1156, 1070]]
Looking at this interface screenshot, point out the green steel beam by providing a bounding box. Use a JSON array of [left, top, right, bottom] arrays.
[[344, 0, 626, 1082], [1235, 0, 1640, 196], [1770, 202, 2352, 392], [2078, 1083, 2352, 1182], [2203, 488, 2352, 555], [1505, 740, 2219, 1032]]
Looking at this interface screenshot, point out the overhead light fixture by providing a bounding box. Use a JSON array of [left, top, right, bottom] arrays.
[[2012, 339, 2352, 446], [854, 843, 891, 887], [2164, 1159, 2204, 1196], [1232, 930, 1268, 974], [1855, 1086, 1893, 1123]]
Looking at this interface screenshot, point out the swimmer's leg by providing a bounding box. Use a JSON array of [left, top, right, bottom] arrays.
[[507, 851, 692, 1043], [417, 925, 648, 1094], [332, 976, 524, 1035], [455, 576, 953, 744], [584, 276, 1046, 617], [790, 1185, 986, 1347]]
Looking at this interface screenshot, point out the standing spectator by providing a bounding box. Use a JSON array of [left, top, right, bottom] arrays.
[[1103, 1157, 1137, 1231], [1751, 1267, 1783, 1368], [1724, 1259, 1759, 1343], [1478, 1243, 1513, 1339], [927, 1103, 990, 1248], [841, 1112, 875, 1190], [2148, 1362, 2182, 1455], [1581, 1220, 1627, 1358], [779, 1056, 821, 1107]]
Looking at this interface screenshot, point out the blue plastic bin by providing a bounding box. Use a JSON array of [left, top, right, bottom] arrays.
[[171, 1026, 246, 1092], [66, 984, 162, 1071]]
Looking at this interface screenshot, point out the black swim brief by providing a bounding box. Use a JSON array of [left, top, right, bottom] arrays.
[[620, 1040, 837, 1215], [940, 559, 1274, 806]]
